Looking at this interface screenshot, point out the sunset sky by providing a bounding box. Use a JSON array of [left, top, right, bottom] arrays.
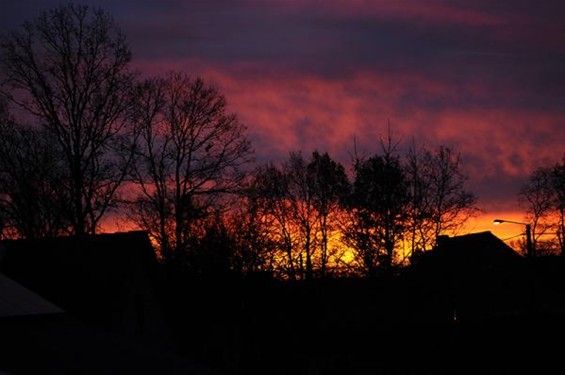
[[2, 0, 565, 241]]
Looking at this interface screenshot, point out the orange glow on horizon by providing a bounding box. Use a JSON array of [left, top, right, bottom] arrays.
[[98, 215, 141, 234], [97, 208, 530, 270], [463, 212, 529, 252]]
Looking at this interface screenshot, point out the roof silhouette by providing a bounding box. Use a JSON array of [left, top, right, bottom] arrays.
[[408, 231, 529, 322], [431, 231, 525, 270], [0, 231, 161, 331], [0, 231, 216, 374], [0, 271, 64, 317]]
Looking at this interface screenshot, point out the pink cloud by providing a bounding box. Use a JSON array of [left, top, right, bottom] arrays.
[[132, 56, 565, 220]]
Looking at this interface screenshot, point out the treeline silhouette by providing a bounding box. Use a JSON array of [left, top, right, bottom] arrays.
[[0, 4, 483, 279]]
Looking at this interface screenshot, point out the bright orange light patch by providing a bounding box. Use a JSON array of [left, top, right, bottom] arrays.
[[464, 211, 529, 251]]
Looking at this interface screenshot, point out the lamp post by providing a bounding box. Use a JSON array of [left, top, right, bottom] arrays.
[[493, 219, 533, 258], [494, 218, 536, 318]]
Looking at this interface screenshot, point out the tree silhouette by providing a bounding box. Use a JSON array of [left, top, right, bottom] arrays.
[[249, 152, 350, 279], [0, 100, 68, 238], [520, 157, 565, 255], [406, 145, 479, 255], [286, 152, 319, 279], [129, 73, 252, 266], [0, 4, 136, 235], [307, 151, 350, 277], [228, 193, 278, 276], [553, 161, 565, 255], [344, 150, 409, 276], [187, 214, 236, 277], [251, 163, 299, 279]]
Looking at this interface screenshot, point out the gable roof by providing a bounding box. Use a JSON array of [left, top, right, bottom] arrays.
[[407, 231, 529, 322], [0, 272, 63, 317], [411, 231, 527, 280], [433, 231, 524, 267]]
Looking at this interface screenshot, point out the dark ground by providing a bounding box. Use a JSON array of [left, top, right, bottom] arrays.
[[164, 268, 565, 375], [3, 257, 564, 374]]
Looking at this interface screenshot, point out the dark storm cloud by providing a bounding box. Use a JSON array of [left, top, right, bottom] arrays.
[[5, 1, 563, 94], [102, 0, 565, 114]]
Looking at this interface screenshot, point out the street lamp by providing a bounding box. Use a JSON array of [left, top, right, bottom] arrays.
[[493, 219, 533, 258]]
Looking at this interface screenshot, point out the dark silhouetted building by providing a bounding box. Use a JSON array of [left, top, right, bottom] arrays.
[[408, 231, 529, 323], [0, 231, 223, 374]]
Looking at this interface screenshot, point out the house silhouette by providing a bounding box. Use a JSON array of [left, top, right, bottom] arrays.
[[400, 231, 565, 373], [0, 230, 168, 342], [0, 231, 225, 374], [408, 231, 529, 323]]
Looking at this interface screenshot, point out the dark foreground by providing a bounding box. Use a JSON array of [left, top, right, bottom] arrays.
[[2, 230, 565, 374], [163, 270, 565, 375]]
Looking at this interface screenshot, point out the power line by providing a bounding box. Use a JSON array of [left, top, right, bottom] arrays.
[[501, 233, 524, 242]]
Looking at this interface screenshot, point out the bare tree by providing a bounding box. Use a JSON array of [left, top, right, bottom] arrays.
[[250, 152, 350, 279], [519, 158, 565, 255], [286, 152, 319, 279], [519, 167, 554, 254], [251, 163, 299, 279], [0, 101, 68, 238], [129, 73, 252, 266], [406, 145, 479, 255], [552, 161, 565, 255], [0, 3, 135, 235], [307, 151, 350, 277]]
